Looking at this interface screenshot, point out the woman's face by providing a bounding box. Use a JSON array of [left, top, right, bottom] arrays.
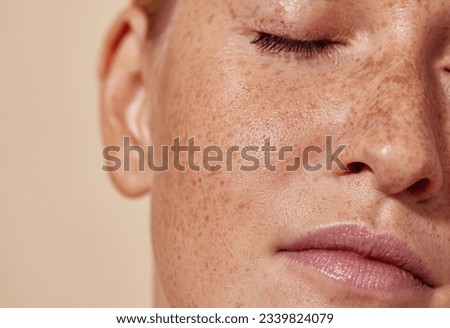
[[146, 0, 450, 307]]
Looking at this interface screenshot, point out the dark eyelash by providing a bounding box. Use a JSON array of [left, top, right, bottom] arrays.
[[251, 32, 338, 58]]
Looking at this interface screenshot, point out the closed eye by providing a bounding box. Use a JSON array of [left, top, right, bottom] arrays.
[[251, 32, 339, 59]]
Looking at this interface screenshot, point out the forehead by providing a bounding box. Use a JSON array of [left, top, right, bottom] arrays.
[[217, 0, 449, 16], [173, 0, 449, 38]]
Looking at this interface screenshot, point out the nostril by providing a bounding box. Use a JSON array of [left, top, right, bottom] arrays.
[[408, 178, 430, 194], [346, 162, 366, 174]]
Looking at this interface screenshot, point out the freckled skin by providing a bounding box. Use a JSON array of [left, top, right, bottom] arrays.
[[143, 0, 450, 307]]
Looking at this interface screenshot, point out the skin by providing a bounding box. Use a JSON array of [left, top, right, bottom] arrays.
[[99, 0, 450, 307]]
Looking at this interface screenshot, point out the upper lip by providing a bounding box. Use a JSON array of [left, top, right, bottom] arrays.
[[279, 224, 434, 288]]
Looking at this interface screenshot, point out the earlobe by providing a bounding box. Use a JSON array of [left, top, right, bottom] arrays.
[[98, 4, 153, 197]]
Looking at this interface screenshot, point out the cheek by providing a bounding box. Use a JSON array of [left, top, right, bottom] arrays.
[[151, 167, 266, 306], [148, 8, 392, 306], [149, 22, 360, 306]]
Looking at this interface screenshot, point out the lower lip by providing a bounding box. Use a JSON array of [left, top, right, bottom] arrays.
[[285, 249, 426, 293]]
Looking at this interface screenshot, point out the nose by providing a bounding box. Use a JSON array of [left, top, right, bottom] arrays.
[[336, 56, 444, 201]]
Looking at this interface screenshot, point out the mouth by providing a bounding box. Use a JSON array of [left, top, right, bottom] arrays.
[[279, 224, 434, 293]]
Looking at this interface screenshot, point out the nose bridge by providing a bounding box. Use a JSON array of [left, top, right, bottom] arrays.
[[341, 52, 443, 198], [376, 53, 430, 126], [365, 52, 435, 147]]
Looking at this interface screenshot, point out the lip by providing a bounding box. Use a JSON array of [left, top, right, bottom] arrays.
[[279, 224, 434, 293]]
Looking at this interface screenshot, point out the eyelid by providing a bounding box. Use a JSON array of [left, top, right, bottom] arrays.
[[251, 32, 341, 59]]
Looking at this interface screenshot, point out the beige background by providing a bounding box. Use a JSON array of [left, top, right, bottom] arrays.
[[0, 0, 153, 307]]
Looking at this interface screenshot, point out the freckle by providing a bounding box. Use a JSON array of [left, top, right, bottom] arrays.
[[274, 69, 283, 76], [204, 215, 209, 222], [229, 7, 237, 19], [362, 57, 375, 69], [207, 13, 215, 24], [238, 202, 248, 209], [261, 62, 271, 69]]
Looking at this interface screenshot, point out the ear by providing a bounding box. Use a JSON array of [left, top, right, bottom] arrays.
[[98, 4, 152, 197]]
